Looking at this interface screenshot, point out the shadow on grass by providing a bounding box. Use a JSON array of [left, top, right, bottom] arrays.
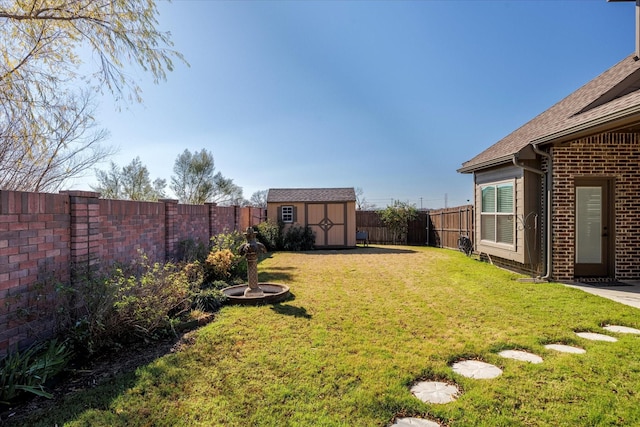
[[270, 302, 312, 319], [259, 266, 295, 283], [299, 246, 418, 255]]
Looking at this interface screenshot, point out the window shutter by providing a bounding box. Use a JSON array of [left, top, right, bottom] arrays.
[[293, 206, 298, 223], [277, 206, 282, 222]]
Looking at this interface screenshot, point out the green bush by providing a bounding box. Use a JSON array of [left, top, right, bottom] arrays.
[[205, 249, 237, 281], [210, 230, 245, 254], [56, 252, 195, 355], [177, 239, 208, 263], [283, 225, 315, 251], [202, 280, 232, 291], [255, 220, 282, 251], [109, 254, 193, 338], [0, 339, 71, 404], [206, 231, 253, 283], [192, 289, 228, 313], [182, 260, 206, 288], [55, 267, 118, 356]]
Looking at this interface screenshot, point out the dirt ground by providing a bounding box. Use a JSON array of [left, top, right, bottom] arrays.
[[0, 328, 198, 426]]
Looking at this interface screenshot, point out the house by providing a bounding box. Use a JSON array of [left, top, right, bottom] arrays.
[[266, 188, 357, 248], [458, 53, 640, 281]]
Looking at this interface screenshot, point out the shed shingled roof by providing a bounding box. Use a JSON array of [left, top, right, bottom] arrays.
[[267, 188, 356, 203], [459, 54, 640, 173]]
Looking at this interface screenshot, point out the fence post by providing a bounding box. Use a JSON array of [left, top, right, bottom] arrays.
[[206, 202, 217, 241], [62, 190, 101, 281], [161, 199, 179, 261]]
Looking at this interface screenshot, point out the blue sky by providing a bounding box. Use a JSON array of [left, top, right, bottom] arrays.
[[85, 0, 635, 209]]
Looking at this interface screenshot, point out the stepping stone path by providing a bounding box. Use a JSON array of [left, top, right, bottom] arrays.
[[452, 360, 502, 379], [603, 325, 640, 334], [390, 417, 441, 427], [498, 350, 543, 364], [544, 344, 586, 354], [403, 323, 632, 425], [575, 332, 618, 342], [410, 381, 459, 404]]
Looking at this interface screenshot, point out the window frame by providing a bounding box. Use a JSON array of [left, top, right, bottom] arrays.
[[281, 205, 294, 223], [480, 180, 515, 248]]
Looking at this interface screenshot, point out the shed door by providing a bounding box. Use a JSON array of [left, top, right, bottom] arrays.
[[307, 203, 347, 247], [574, 179, 613, 278]]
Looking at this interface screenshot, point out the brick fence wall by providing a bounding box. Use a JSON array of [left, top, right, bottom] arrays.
[[0, 190, 265, 356]]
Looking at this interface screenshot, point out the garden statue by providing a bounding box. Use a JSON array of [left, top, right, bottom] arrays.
[[239, 227, 267, 297]]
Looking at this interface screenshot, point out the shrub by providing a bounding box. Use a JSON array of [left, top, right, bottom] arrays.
[[109, 254, 193, 338], [206, 230, 254, 283], [55, 267, 119, 356], [255, 219, 282, 251], [210, 230, 245, 254], [182, 260, 206, 288], [283, 225, 315, 251], [0, 339, 71, 404], [177, 239, 208, 263], [205, 249, 236, 281], [192, 289, 228, 313], [202, 280, 232, 291]]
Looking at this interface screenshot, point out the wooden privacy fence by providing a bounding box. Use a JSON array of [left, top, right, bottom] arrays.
[[356, 205, 474, 248], [356, 210, 428, 245], [426, 205, 474, 250]]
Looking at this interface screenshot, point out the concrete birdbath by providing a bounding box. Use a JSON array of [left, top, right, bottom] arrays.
[[222, 227, 290, 304]]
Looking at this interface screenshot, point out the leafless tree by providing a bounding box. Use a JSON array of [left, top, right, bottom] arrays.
[[0, 91, 114, 192]]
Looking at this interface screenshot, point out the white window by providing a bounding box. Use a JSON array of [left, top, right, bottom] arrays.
[[281, 206, 294, 223], [480, 181, 514, 245]]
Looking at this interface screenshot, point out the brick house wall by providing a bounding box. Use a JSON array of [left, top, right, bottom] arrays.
[[0, 190, 265, 356], [550, 133, 640, 281]]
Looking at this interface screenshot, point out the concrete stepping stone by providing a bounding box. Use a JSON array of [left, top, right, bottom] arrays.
[[544, 344, 586, 354], [451, 360, 502, 379], [575, 332, 618, 342], [603, 325, 640, 334], [390, 417, 441, 427], [498, 349, 543, 364], [410, 381, 459, 404]]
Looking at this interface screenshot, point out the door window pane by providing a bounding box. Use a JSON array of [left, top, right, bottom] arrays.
[[576, 187, 601, 263]]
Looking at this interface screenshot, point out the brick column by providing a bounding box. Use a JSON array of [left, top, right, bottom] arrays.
[[161, 199, 179, 261], [61, 191, 100, 281], [206, 202, 217, 240]]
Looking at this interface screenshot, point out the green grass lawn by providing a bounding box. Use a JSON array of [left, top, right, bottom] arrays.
[[16, 246, 640, 426]]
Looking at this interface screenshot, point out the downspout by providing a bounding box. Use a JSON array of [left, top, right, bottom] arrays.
[[531, 143, 552, 281], [512, 150, 551, 281]]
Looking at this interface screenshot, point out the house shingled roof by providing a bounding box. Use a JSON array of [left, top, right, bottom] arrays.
[[459, 54, 640, 173], [267, 188, 356, 203]]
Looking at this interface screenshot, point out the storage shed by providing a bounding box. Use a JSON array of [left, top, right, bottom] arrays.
[[266, 188, 357, 248]]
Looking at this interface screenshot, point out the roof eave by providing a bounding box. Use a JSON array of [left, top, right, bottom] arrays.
[[457, 154, 516, 174], [532, 104, 640, 146]]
